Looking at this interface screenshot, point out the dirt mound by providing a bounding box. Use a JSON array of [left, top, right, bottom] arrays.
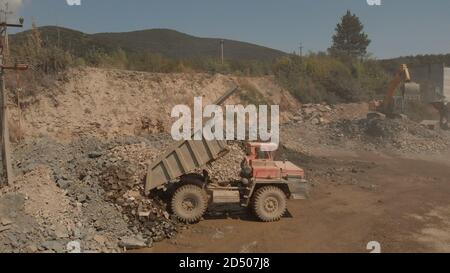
[[282, 102, 450, 157], [0, 132, 249, 253], [0, 194, 42, 253], [11, 67, 299, 142], [0, 135, 179, 252], [98, 138, 178, 242], [290, 102, 369, 125], [328, 117, 450, 154], [12, 166, 75, 231]]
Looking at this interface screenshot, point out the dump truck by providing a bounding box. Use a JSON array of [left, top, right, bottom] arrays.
[[144, 87, 309, 223]]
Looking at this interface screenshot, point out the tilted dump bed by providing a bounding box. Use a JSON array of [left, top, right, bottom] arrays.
[[145, 139, 228, 194], [144, 86, 239, 194]]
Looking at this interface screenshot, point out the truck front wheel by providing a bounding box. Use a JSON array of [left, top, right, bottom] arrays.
[[171, 184, 208, 223], [252, 186, 287, 222]]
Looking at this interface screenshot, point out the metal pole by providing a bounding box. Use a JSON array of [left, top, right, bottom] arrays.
[[220, 40, 224, 65]]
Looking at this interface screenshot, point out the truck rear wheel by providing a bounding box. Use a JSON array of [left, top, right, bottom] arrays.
[[252, 186, 287, 222], [171, 184, 208, 223]]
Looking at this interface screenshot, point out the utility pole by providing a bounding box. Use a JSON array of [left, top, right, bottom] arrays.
[[0, 3, 27, 187], [57, 27, 61, 49], [1, 3, 12, 56], [220, 40, 224, 65], [299, 42, 303, 58], [56, 17, 61, 49]]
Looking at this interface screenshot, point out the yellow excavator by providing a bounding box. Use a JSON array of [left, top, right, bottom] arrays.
[[369, 64, 420, 119]]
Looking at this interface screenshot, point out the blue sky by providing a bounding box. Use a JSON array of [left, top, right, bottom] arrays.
[[9, 0, 450, 59]]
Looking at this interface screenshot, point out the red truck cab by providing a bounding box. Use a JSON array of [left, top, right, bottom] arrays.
[[244, 142, 306, 180]]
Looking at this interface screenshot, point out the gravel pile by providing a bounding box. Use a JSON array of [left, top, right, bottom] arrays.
[[200, 142, 246, 183], [0, 134, 248, 253], [0, 194, 43, 253], [292, 103, 335, 125], [98, 140, 178, 243], [0, 135, 178, 253], [328, 117, 450, 154]]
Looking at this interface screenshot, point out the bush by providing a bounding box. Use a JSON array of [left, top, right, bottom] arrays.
[[12, 24, 75, 74], [238, 79, 269, 105], [273, 53, 390, 104]]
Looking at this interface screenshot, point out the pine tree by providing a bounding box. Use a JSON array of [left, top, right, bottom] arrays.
[[330, 10, 371, 58]]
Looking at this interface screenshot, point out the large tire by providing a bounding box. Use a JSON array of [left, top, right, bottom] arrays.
[[252, 186, 287, 222], [171, 184, 208, 223]]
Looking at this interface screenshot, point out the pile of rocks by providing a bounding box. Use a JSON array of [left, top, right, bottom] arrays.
[[0, 135, 179, 253], [0, 194, 44, 253], [0, 134, 249, 253], [328, 117, 450, 154], [292, 103, 335, 126], [98, 140, 178, 243], [200, 142, 246, 183]]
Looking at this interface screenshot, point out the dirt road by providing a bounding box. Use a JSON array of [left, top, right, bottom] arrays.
[[145, 150, 450, 253]]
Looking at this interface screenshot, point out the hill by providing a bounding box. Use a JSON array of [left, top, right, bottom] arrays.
[[10, 26, 286, 62], [380, 54, 450, 73]]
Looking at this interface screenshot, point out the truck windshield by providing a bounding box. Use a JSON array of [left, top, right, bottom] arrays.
[[257, 149, 270, 160]]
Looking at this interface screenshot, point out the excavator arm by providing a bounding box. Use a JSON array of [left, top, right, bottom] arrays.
[[382, 64, 411, 112]]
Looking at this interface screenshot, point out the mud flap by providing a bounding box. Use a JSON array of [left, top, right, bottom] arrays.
[[287, 179, 310, 200]]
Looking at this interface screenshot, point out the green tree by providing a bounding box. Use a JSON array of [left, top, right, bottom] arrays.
[[329, 10, 371, 59]]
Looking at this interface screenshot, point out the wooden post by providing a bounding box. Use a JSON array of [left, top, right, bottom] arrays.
[[0, 5, 25, 186], [0, 20, 11, 186], [0, 60, 13, 186]]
